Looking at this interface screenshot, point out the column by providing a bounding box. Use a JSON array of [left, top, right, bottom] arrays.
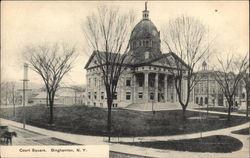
[[132, 74, 136, 103], [154, 73, 159, 102], [164, 74, 168, 102], [144, 72, 149, 103], [98, 74, 101, 103], [173, 77, 176, 102], [184, 79, 188, 102]]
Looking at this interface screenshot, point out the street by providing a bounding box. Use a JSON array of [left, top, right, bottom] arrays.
[[1, 125, 146, 158], [1, 125, 77, 145]]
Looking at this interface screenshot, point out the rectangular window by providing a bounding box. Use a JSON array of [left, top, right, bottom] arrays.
[[126, 79, 131, 86], [138, 92, 143, 99], [126, 92, 131, 100], [101, 92, 104, 100], [100, 103, 103, 107], [94, 92, 97, 99], [150, 93, 154, 100], [113, 92, 117, 100], [139, 79, 143, 87], [88, 92, 91, 99], [112, 104, 118, 108]]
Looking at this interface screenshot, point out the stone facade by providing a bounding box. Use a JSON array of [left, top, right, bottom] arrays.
[[194, 70, 245, 107]]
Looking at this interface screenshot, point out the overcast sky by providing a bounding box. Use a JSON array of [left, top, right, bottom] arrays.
[[1, 1, 249, 86]]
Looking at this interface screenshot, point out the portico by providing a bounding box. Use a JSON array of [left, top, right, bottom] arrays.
[[132, 69, 177, 104]]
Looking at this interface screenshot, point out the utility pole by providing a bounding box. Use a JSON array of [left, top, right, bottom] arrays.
[[18, 63, 30, 129], [207, 67, 209, 116]]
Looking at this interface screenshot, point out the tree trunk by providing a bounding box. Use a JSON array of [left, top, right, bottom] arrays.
[[107, 98, 112, 142], [182, 106, 186, 120], [182, 105, 187, 129], [227, 99, 233, 121], [13, 104, 15, 117], [246, 89, 249, 118], [49, 100, 54, 125]]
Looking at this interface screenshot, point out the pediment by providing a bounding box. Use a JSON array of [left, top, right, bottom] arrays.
[[150, 53, 189, 70]]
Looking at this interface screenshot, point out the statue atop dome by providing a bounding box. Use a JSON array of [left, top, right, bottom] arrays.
[[143, 1, 149, 20]]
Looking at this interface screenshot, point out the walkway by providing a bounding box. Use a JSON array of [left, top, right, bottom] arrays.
[[189, 108, 247, 117], [1, 118, 249, 158], [126, 102, 248, 118]]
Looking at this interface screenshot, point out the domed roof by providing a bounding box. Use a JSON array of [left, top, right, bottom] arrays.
[[130, 19, 159, 40]]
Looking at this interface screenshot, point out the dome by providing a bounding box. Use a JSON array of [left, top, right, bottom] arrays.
[[128, 2, 162, 62], [130, 19, 159, 40]]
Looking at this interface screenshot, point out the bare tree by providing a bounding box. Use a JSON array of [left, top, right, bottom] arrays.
[[23, 43, 77, 125], [240, 54, 249, 118], [1, 81, 13, 105], [162, 15, 213, 119], [82, 6, 135, 142], [8, 82, 21, 116], [213, 53, 248, 120], [0, 81, 7, 105], [242, 73, 250, 118]]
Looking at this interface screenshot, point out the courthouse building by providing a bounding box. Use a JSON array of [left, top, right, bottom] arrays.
[[84, 4, 190, 108], [194, 69, 246, 107]]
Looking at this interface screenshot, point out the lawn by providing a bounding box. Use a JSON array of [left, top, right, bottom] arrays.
[[232, 128, 250, 135], [120, 135, 243, 153], [0, 105, 248, 137]]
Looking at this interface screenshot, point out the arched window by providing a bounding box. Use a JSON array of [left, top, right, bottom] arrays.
[[205, 97, 208, 104]]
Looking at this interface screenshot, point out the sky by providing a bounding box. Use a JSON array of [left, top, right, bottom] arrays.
[[1, 1, 249, 86]]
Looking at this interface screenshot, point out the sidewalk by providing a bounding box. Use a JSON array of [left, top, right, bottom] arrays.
[[1, 118, 249, 158], [188, 108, 247, 117]]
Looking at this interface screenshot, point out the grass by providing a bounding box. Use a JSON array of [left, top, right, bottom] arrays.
[[232, 128, 250, 135], [120, 135, 243, 153], [0, 105, 248, 137]]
